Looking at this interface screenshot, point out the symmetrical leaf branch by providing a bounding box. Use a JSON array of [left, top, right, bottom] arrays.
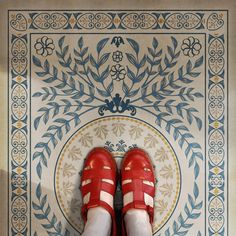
[[163, 182, 203, 236], [142, 100, 202, 130], [122, 38, 147, 100], [33, 183, 72, 236], [136, 106, 202, 179], [32, 36, 204, 180], [143, 36, 180, 88], [87, 38, 113, 99], [32, 36, 113, 178], [33, 106, 98, 179], [124, 37, 203, 131]]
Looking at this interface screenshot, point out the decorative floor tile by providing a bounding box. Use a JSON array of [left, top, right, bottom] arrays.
[[8, 10, 228, 236]]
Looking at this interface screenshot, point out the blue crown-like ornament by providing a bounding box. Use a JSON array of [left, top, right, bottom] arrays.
[[98, 93, 136, 116]]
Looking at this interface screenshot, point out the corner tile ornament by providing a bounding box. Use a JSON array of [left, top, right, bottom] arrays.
[[10, 13, 28, 31], [8, 10, 228, 236], [207, 13, 224, 31]]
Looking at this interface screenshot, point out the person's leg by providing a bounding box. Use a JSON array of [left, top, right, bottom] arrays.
[[124, 209, 152, 236], [123, 181, 153, 236], [82, 207, 112, 236]]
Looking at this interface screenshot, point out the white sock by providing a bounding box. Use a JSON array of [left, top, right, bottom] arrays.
[[124, 209, 152, 236], [81, 207, 112, 236]]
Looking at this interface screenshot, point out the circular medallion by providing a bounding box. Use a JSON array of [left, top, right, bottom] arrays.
[[55, 116, 181, 233]]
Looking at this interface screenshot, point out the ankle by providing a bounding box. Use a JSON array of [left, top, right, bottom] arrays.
[[124, 209, 152, 236]]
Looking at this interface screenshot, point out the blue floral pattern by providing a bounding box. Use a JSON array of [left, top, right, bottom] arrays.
[[32, 36, 204, 177]]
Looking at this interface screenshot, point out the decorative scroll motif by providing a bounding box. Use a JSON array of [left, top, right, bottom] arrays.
[[12, 11, 208, 31], [9, 11, 227, 32], [209, 173, 223, 189], [11, 84, 27, 120], [209, 130, 224, 165], [12, 171, 27, 190], [77, 13, 113, 29], [209, 85, 224, 120], [209, 197, 225, 232], [11, 197, 28, 232], [98, 94, 137, 116], [11, 35, 27, 75], [207, 13, 224, 31], [165, 12, 204, 29], [120, 13, 156, 29], [10, 13, 28, 31], [11, 130, 27, 166], [10, 34, 29, 236], [208, 34, 226, 235], [208, 35, 225, 74], [29, 13, 69, 29]]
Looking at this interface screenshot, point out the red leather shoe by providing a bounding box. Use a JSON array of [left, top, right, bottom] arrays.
[[121, 148, 156, 235], [80, 147, 117, 236]]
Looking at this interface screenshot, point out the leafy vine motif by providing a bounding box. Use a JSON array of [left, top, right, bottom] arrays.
[[32, 183, 74, 236], [162, 183, 203, 236], [32, 36, 111, 179], [32, 36, 204, 181]]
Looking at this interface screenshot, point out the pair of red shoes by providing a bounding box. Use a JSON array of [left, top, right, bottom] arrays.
[[80, 147, 156, 236]]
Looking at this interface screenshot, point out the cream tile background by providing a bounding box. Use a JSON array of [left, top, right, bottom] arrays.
[[0, 0, 235, 235]]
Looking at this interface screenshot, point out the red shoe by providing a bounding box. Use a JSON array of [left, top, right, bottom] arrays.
[[121, 148, 156, 235], [80, 147, 117, 236]]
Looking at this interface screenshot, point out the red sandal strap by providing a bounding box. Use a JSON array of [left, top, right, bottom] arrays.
[[122, 203, 154, 222], [81, 179, 116, 197], [81, 168, 115, 181], [122, 178, 155, 219], [122, 169, 154, 182], [122, 180, 155, 198]]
